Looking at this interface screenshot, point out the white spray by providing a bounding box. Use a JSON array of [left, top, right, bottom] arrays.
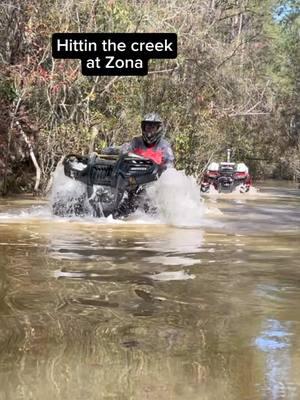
[[50, 162, 91, 216], [146, 168, 205, 227]]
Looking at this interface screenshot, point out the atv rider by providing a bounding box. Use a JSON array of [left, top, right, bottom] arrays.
[[113, 113, 174, 218], [120, 112, 174, 169]]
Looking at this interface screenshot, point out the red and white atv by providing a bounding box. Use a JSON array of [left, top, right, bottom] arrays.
[[200, 150, 252, 194]]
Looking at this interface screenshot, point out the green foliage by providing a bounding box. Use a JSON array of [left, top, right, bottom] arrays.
[[0, 79, 17, 102]]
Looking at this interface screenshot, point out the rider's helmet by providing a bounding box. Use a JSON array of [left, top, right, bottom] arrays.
[[141, 113, 164, 146]]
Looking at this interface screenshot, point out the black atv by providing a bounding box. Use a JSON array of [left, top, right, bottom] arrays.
[[52, 151, 161, 218]]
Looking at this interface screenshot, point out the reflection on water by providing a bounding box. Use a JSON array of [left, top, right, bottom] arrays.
[[255, 319, 298, 400], [0, 182, 300, 399]]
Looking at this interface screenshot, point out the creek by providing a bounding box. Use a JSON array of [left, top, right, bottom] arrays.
[[0, 181, 299, 400]]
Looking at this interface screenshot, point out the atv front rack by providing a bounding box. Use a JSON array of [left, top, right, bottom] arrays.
[[63, 152, 160, 190]]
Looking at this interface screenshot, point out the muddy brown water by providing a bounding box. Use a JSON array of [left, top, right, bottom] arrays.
[[0, 181, 300, 400]]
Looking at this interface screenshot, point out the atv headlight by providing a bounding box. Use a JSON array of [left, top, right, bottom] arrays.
[[70, 161, 86, 171]]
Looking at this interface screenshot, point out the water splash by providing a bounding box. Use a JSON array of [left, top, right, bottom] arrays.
[[146, 168, 205, 227], [50, 163, 92, 217], [50, 163, 206, 226]]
